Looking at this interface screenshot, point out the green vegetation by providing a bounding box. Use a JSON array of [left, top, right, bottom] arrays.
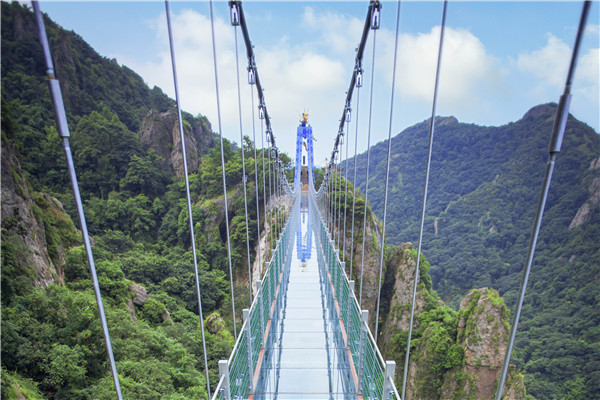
[[348, 108, 600, 398], [1, 3, 285, 398]]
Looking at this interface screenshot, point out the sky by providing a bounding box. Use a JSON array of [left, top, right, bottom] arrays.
[[35, 1, 599, 166]]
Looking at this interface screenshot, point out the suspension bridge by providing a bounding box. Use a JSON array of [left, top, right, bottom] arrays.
[[31, 0, 592, 399]]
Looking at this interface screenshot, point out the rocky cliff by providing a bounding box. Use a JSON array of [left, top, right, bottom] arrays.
[[138, 109, 214, 177], [1, 119, 81, 294], [333, 191, 527, 399]]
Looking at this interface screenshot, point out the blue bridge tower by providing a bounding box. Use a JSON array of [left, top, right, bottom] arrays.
[[294, 112, 315, 192]]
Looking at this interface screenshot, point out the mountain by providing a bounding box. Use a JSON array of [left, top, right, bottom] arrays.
[[1, 3, 256, 398], [346, 104, 600, 399], [2, 2, 596, 399]]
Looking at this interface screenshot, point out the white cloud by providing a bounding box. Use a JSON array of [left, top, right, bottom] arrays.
[[302, 7, 365, 55], [376, 25, 506, 121], [574, 47, 599, 101], [116, 7, 350, 162], [516, 33, 599, 125], [517, 33, 571, 89]]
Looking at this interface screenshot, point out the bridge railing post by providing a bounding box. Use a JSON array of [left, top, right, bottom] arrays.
[[257, 280, 265, 348], [218, 359, 231, 400], [358, 309, 369, 394], [383, 360, 396, 400], [347, 280, 355, 337], [243, 309, 254, 394]]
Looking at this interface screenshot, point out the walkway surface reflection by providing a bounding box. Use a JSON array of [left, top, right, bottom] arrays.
[[254, 195, 357, 399]]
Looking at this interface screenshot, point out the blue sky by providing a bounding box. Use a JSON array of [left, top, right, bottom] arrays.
[[37, 1, 599, 165]]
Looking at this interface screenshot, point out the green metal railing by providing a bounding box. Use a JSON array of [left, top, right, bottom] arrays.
[[310, 188, 401, 400], [212, 195, 298, 400]]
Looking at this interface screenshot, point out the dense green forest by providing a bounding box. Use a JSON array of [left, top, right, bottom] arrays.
[[2, 2, 598, 399], [347, 108, 600, 398], [1, 3, 287, 398]]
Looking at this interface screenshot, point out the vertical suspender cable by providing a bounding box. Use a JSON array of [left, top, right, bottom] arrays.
[[333, 162, 337, 241], [494, 2, 590, 399], [233, 25, 254, 302], [32, 4, 123, 399], [251, 86, 263, 280], [359, 29, 377, 308], [337, 149, 343, 250], [164, 2, 212, 395], [375, 0, 402, 341], [342, 118, 350, 264], [401, 2, 447, 398], [349, 89, 361, 282], [336, 159, 340, 247], [209, 0, 238, 338], [267, 137, 273, 251]]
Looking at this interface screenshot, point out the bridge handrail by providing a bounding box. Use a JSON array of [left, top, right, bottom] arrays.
[[309, 186, 400, 400], [212, 194, 299, 400]]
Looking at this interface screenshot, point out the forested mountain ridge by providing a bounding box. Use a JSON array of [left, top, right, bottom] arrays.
[[1, 2, 596, 399], [347, 104, 600, 398], [1, 3, 257, 398]]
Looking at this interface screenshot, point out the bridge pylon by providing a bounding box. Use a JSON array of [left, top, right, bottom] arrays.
[[295, 112, 315, 191]]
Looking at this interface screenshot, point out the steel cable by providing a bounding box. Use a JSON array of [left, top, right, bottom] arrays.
[[375, 0, 402, 341], [401, 2, 447, 398], [33, 3, 123, 398], [494, 2, 591, 398], [359, 29, 377, 308], [209, 0, 237, 338], [233, 25, 254, 302]]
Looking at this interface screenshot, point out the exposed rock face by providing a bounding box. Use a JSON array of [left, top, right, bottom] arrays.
[[569, 157, 600, 228], [381, 243, 429, 342], [339, 209, 382, 327], [365, 233, 527, 399], [1, 137, 77, 288], [138, 109, 213, 177], [439, 288, 525, 400], [130, 283, 149, 305]]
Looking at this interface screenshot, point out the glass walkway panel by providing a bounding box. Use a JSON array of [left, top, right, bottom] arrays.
[[212, 191, 399, 400]]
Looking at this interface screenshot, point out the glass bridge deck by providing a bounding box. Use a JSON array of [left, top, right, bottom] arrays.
[[213, 193, 398, 400], [253, 198, 357, 399]]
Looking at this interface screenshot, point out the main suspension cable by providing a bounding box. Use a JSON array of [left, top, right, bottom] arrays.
[[349, 88, 361, 282], [342, 115, 350, 264], [233, 24, 254, 303], [165, 3, 212, 395], [251, 85, 263, 282], [494, 2, 591, 398], [33, 3, 123, 398], [375, 0, 402, 341], [359, 28, 378, 308], [401, 2, 447, 398], [209, 0, 237, 338]]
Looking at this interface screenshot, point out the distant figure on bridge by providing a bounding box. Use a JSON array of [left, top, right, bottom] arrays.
[[295, 111, 315, 190], [300, 111, 309, 127]]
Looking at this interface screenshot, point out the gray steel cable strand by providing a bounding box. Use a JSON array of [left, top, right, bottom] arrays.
[[209, 0, 237, 338], [349, 88, 361, 283], [165, 3, 212, 395], [261, 118, 270, 260], [494, 2, 591, 399], [333, 164, 337, 244], [401, 2, 447, 398], [337, 150, 343, 250], [267, 137, 273, 252], [251, 85, 263, 281], [32, 4, 123, 398], [359, 28, 377, 308], [233, 24, 254, 303], [342, 117, 350, 264], [375, 0, 402, 342]]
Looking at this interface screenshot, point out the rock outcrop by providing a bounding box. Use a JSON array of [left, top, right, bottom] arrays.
[[569, 157, 600, 228], [138, 109, 213, 177], [1, 134, 80, 289], [439, 288, 525, 400]]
